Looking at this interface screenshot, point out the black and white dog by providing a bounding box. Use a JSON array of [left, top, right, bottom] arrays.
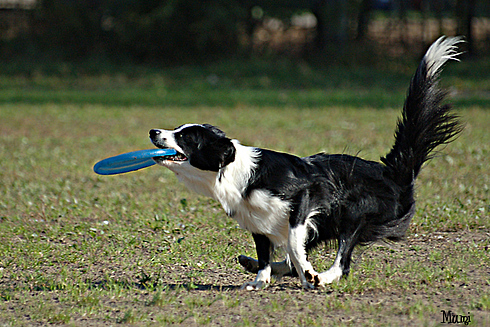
[[149, 36, 463, 290]]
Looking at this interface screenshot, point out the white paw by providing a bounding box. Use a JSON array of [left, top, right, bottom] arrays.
[[316, 268, 342, 286], [241, 280, 269, 291], [241, 266, 271, 291], [303, 268, 341, 288]]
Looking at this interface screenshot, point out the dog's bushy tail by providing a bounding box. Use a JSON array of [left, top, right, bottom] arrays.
[[381, 36, 464, 187]]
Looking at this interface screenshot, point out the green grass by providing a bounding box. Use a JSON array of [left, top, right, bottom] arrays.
[[0, 61, 489, 325], [1, 58, 489, 108]]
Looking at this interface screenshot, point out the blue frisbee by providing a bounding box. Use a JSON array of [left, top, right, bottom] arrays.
[[93, 148, 177, 175]]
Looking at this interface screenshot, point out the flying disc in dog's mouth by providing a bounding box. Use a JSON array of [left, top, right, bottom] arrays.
[[154, 152, 187, 162], [154, 148, 187, 162], [93, 148, 178, 175]]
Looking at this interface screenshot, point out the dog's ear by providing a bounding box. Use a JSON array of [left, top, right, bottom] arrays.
[[217, 138, 236, 169], [202, 124, 227, 138], [188, 137, 235, 172]]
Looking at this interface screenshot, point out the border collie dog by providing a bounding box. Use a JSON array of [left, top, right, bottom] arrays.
[[149, 36, 463, 290]]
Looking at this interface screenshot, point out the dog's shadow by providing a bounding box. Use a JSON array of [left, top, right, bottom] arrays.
[[88, 279, 242, 292], [163, 283, 242, 291]]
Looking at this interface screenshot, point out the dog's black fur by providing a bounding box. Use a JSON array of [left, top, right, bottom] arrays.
[[149, 36, 463, 289]]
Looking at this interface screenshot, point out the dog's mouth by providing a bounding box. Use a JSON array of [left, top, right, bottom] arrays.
[[154, 148, 188, 162]]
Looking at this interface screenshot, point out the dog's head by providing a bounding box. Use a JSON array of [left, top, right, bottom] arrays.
[[149, 124, 236, 172]]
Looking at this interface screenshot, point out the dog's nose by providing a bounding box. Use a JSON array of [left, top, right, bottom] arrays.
[[149, 129, 161, 139]]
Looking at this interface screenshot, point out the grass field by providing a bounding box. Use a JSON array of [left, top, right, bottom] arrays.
[[0, 60, 489, 326]]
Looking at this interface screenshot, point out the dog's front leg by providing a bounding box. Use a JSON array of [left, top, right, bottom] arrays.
[[241, 233, 272, 290]]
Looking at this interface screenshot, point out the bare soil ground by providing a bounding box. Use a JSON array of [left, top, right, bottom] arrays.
[[3, 229, 487, 326]]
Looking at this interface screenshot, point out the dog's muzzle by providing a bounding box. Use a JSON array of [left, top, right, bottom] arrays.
[[149, 129, 161, 140], [149, 129, 188, 162]]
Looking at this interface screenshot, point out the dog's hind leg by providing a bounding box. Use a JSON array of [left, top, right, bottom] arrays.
[[313, 226, 362, 287], [313, 239, 346, 286], [285, 191, 326, 289], [287, 223, 319, 289]]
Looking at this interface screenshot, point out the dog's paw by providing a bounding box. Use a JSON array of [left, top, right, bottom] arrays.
[[317, 268, 342, 285], [238, 255, 259, 274], [241, 280, 269, 291], [304, 268, 342, 288], [241, 267, 271, 291], [303, 270, 320, 289]]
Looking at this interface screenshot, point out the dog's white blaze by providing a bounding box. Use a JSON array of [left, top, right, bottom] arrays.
[[153, 129, 187, 155], [173, 123, 202, 133], [215, 141, 290, 246]]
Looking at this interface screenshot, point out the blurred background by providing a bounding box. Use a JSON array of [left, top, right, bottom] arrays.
[[1, 0, 489, 68]]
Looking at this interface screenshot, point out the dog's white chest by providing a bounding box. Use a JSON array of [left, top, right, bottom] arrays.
[[219, 188, 290, 246]]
